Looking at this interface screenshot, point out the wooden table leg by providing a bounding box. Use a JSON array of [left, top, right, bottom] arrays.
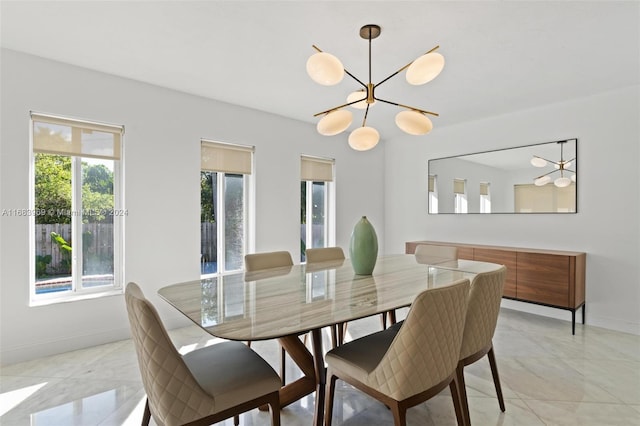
[[278, 335, 317, 408], [310, 328, 325, 426]]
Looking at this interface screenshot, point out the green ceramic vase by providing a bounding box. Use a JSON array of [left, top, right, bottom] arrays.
[[349, 216, 378, 275]]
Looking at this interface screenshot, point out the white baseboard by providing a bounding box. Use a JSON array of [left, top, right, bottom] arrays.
[[500, 299, 640, 335], [0, 326, 131, 367]]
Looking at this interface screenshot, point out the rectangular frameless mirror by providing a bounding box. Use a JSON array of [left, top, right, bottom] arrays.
[[428, 139, 577, 214]]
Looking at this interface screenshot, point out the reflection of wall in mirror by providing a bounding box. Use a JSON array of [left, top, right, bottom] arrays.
[[514, 183, 576, 213], [429, 157, 511, 213]]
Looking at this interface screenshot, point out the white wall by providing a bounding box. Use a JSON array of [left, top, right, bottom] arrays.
[[0, 49, 386, 365], [384, 85, 640, 334]]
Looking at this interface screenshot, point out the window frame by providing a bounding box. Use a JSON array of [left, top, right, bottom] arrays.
[[29, 112, 124, 305], [428, 174, 438, 214], [200, 140, 254, 277], [300, 155, 336, 263], [453, 178, 468, 214]]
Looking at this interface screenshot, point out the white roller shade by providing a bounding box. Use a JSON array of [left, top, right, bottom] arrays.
[[480, 182, 490, 196], [428, 175, 436, 192], [32, 112, 123, 160], [301, 155, 334, 182], [201, 140, 254, 174], [453, 179, 466, 194]]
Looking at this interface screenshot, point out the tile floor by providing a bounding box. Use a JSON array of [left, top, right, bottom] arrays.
[[1, 308, 639, 425]]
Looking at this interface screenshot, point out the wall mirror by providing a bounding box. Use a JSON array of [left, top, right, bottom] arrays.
[[428, 138, 577, 214]]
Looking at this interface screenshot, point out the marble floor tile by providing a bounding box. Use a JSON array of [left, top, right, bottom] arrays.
[[1, 308, 639, 425], [523, 400, 640, 426]]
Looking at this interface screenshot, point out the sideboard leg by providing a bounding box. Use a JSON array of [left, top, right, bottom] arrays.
[[572, 310, 576, 335], [582, 304, 586, 324]]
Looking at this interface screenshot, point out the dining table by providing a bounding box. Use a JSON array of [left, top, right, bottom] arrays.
[[158, 254, 503, 426]]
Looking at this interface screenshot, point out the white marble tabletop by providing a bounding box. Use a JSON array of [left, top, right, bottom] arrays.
[[158, 254, 501, 342]]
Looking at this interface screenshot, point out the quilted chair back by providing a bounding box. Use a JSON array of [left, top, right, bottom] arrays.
[[459, 266, 507, 360], [125, 283, 215, 426], [368, 279, 470, 400], [414, 244, 458, 265], [245, 251, 293, 272], [305, 247, 345, 263]]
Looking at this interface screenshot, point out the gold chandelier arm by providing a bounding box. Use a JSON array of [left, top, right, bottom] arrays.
[[374, 97, 439, 117], [535, 169, 559, 179], [312, 99, 363, 117], [362, 104, 370, 127], [375, 45, 440, 88], [312, 45, 367, 88]]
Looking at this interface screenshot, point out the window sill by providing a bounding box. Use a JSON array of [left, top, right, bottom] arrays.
[[29, 288, 123, 307]]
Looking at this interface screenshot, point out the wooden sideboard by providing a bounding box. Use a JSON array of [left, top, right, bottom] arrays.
[[406, 241, 586, 334]]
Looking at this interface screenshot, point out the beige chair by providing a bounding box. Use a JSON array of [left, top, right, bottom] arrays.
[[457, 266, 507, 426], [414, 243, 458, 265], [306, 247, 346, 264], [245, 251, 293, 272], [125, 282, 281, 426], [244, 251, 294, 385], [324, 279, 471, 426]]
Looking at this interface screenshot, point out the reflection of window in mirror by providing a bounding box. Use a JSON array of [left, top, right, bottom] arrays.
[[428, 174, 438, 214], [454, 178, 467, 213], [480, 182, 491, 213]]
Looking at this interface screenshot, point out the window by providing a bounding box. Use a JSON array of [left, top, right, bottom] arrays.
[[31, 113, 124, 303], [300, 156, 335, 262], [428, 174, 438, 214], [201, 140, 253, 276], [480, 182, 491, 213], [453, 178, 467, 213]]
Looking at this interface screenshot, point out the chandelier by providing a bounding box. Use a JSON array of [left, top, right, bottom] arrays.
[[306, 24, 444, 151], [531, 140, 577, 187]]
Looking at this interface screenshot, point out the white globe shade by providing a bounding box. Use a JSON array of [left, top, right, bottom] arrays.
[[346, 90, 371, 109], [534, 175, 551, 186], [348, 127, 380, 151], [554, 176, 572, 188], [395, 110, 433, 135], [406, 52, 445, 85], [317, 110, 352, 136], [564, 161, 572, 169], [571, 173, 576, 182], [306, 52, 344, 86], [531, 157, 547, 167]]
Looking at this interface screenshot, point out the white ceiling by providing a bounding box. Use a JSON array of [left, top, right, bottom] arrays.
[[1, 1, 638, 142]]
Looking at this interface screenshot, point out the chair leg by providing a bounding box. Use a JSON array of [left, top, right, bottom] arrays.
[[324, 372, 338, 426], [280, 346, 286, 386], [330, 325, 338, 348], [449, 374, 466, 426], [141, 398, 151, 426], [269, 392, 281, 426], [387, 309, 397, 326], [487, 345, 506, 412], [380, 312, 387, 329], [456, 363, 470, 426], [389, 401, 406, 426]]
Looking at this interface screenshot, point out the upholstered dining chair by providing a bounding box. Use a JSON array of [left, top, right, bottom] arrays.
[[306, 247, 346, 264], [245, 251, 294, 272], [324, 279, 471, 426], [125, 282, 281, 426], [244, 250, 294, 385], [414, 243, 458, 265], [456, 266, 507, 426]]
